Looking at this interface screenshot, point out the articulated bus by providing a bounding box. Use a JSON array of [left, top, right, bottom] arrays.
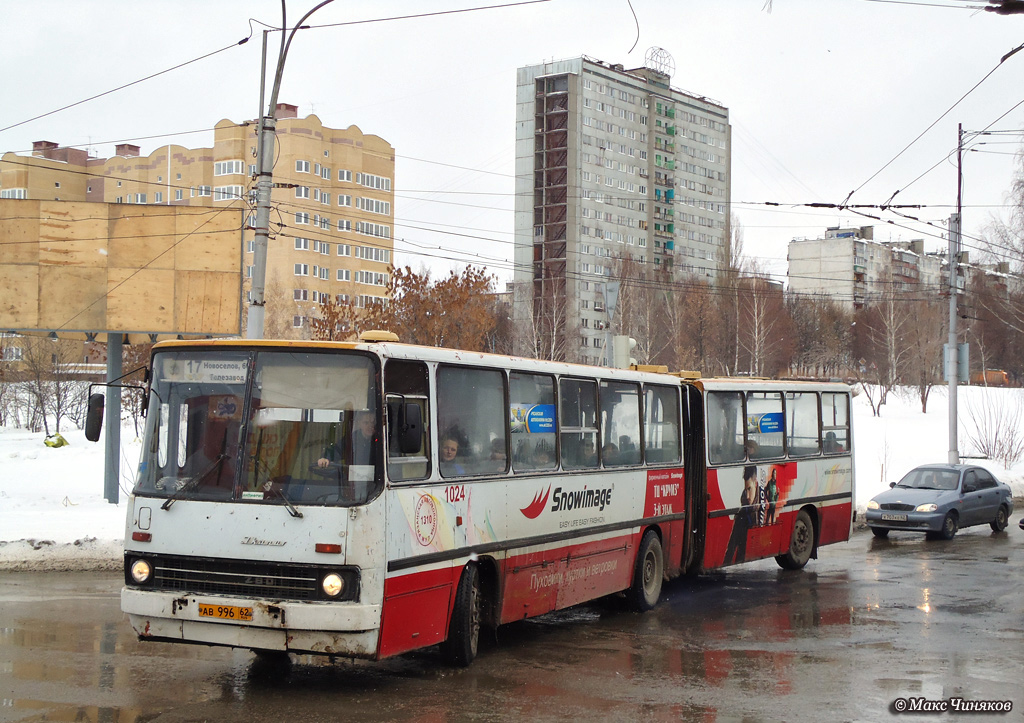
[[100, 334, 853, 666]]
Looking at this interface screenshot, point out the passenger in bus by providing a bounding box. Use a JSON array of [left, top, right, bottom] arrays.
[[601, 442, 619, 466], [723, 466, 758, 565], [439, 433, 466, 476], [489, 439, 507, 464], [533, 440, 554, 468], [823, 431, 845, 454], [581, 439, 598, 467], [316, 410, 376, 468]]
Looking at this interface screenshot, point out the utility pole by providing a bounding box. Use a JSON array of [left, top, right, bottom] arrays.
[[947, 124, 963, 465], [247, 1, 335, 339]]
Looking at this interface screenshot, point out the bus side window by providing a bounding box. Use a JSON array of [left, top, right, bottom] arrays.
[[600, 380, 641, 466], [385, 360, 430, 482], [746, 391, 783, 460], [560, 378, 599, 470], [707, 391, 744, 465], [510, 372, 557, 472], [821, 392, 850, 455], [437, 365, 508, 478], [785, 392, 820, 458], [644, 385, 680, 464]]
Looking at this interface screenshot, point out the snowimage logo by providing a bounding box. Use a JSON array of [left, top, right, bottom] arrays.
[[519, 484, 614, 519]]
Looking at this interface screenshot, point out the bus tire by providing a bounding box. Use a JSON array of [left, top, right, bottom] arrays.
[[776, 509, 814, 570], [441, 563, 481, 667], [626, 530, 664, 612]]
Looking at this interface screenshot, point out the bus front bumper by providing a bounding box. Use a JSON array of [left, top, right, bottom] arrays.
[[122, 587, 382, 658]]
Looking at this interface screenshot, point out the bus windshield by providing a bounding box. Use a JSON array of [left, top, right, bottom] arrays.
[[134, 349, 382, 508]]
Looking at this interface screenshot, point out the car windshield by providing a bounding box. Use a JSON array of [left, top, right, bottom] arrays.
[[134, 349, 382, 508], [896, 467, 959, 491]]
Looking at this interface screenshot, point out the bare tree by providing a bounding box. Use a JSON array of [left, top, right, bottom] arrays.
[[902, 296, 946, 412], [17, 336, 87, 435]]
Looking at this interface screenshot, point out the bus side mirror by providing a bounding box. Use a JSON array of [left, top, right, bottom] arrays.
[[85, 393, 105, 442], [398, 402, 422, 454]]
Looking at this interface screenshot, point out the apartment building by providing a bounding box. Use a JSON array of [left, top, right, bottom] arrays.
[[514, 55, 731, 364], [0, 104, 395, 338], [787, 226, 950, 309]]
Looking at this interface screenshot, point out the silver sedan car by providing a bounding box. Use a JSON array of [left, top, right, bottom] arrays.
[[865, 464, 1013, 540]]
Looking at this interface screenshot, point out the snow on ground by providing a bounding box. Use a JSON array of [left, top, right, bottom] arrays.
[[2, 384, 1023, 570]]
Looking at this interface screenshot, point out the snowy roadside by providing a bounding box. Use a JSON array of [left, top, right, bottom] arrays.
[[0, 538, 123, 572]]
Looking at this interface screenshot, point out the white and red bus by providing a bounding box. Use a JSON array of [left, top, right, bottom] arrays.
[[101, 334, 853, 665]]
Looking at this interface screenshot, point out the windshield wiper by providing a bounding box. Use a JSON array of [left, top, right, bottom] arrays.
[[161, 454, 229, 510], [264, 484, 304, 519]]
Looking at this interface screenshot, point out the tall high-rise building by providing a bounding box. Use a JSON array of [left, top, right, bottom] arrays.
[[0, 104, 395, 338], [514, 54, 731, 364]]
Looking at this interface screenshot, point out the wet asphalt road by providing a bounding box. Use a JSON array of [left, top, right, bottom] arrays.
[[1, 524, 1022, 723]]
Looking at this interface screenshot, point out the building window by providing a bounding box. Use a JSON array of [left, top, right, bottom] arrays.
[[294, 237, 309, 250], [295, 186, 310, 199], [294, 264, 309, 276], [338, 169, 352, 182], [337, 243, 351, 256], [214, 160, 244, 176], [337, 269, 350, 281], [293, 315, 307, 327], [213, 185, 243, 201], [197, 186, 211, 197], [296, 160, 310, 173], [0, 189, 27, 199], [154, 192, 163, 203], [295, 212, 310, 225], [337, 194, 352, 207], [294, 289, 309, 301], [174, 189, 183, 201], [355, 172, 391, 191], [356, 197, 391, 215]]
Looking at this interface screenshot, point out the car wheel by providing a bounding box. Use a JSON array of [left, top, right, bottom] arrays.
[[626, 530, 664, 612], [939, 511, 959, 540], [990, 505, 1008, 532], [776, 510, 814, 570], [870, 526, 889, 539], [441, 563, 481, 667]]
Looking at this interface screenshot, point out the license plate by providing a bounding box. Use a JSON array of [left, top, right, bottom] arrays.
[[198, 603, 253, 621], [881, 513, 908, 522]]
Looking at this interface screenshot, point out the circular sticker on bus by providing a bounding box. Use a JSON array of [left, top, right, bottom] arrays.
[[414, 494, 438, 546]]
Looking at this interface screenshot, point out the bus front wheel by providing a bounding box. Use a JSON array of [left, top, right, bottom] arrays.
[[776, 509, 814, 570], [441, 563, 481, 667], [626, 530, 664, 611]]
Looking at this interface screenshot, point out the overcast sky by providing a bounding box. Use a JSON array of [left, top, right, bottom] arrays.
[[4, 0, 1024, 283]]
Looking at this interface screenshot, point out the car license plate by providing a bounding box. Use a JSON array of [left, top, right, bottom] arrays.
[[198, 603, 253, 621], [881, 513, 907, 522]]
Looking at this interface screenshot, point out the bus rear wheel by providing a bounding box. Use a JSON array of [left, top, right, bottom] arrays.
[[626, 530, 664, 611], [441, 563, 480, 667], [776, 510, 814, 570]]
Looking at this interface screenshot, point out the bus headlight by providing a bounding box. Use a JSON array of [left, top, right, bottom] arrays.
[[322, 573, 345, 597], [130, 558, 153, 584]]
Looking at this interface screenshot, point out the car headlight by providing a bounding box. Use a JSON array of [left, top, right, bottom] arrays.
[[915, 503, 938, 512], [867, 500, 879, 510], [322, 572, 345, 597], [130, 558, 153, 584]]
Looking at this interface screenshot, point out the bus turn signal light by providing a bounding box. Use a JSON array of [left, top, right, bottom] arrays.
[[315, 543, 341, 554]]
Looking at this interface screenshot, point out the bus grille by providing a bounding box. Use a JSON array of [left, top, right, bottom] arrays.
[[126, 554, 358, 601]]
